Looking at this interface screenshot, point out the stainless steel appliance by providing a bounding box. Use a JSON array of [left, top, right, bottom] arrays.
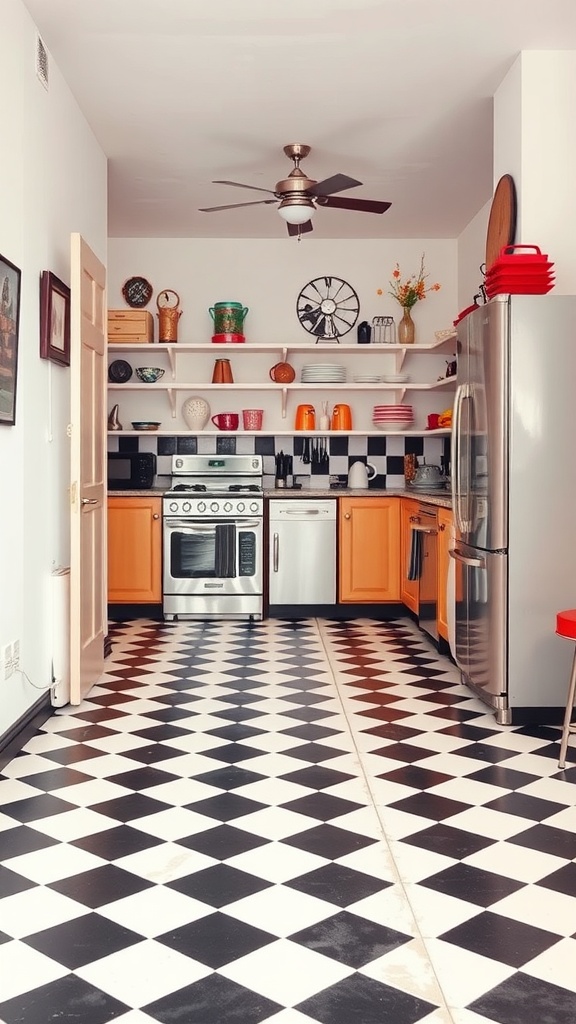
[[269, 499, 336, 605], [451, 294, 576, 723], [410, 505, 438, 643], [163, 454, 263, 620]]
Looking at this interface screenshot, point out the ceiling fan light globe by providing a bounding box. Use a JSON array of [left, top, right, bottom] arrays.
[[277, 199, 316, 225]]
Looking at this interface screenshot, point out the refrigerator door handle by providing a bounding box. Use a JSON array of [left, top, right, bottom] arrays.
[[449, 546, 485, 569], [452, 382, 471, 536]]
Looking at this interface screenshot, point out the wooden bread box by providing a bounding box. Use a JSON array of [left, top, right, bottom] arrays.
[[108, 309, 154, 344]]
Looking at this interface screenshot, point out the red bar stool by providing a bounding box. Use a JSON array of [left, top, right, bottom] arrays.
[[556, 609, 576, 768]]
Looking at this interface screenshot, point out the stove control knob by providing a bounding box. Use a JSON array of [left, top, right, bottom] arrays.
[[210, 501, 220, 513], [237, 501, 246, 512], [183, 501, 191, 513], [169, 501, 178, 513], [250, 501, 259, 513], [223, 501, 233, 512], [198, 501, 206, 513]]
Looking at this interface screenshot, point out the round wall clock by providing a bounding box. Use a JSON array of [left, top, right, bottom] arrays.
[[296, 276, 359, 341], [485, 174, 517, 270], [122, 276, 153, 308]]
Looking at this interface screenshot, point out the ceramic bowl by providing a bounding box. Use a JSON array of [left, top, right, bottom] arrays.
[[131, 421, 161, 431], [135, 367, 165, 383]]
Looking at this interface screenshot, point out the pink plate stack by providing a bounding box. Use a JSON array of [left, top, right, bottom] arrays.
[[373, 404, 414, 430]]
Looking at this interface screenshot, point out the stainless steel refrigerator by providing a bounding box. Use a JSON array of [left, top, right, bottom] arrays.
[[451, 294, 576, 724]]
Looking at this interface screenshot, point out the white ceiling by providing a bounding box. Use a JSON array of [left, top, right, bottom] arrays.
[[22, 0, 576, 240]]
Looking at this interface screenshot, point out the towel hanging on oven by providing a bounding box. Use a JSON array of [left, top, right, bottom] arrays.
[[407, 528, 422, 581], [215, 524, 237, 578]]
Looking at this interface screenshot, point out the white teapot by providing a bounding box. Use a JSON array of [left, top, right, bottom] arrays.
[[347, 461, 376, 489]]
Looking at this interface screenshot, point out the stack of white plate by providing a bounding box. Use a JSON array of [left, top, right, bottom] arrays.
[[381, 373, 411, 383], [353, 374, 381, 383], [373, 404, 414, 430], [301, 364, 347, 383]]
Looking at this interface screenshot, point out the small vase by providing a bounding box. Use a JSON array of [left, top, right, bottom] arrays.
[[398, 307, 415, 345]]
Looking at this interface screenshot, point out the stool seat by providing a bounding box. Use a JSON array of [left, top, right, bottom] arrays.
[[556, 609, 576, 768], [557, 609, 576, 641]]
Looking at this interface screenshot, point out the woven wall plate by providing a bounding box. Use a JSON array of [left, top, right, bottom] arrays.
[[485, 174, 517, 271], [122, 276, 153, 308]]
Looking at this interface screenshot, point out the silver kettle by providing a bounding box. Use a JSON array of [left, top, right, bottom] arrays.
[[348, 461, 376, 489]]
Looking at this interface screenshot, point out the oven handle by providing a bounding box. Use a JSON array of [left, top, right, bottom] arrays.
[[164, 518, 261, 532]]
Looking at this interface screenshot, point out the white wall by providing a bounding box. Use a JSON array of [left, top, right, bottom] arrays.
[[457, 200, 490, 311], [494, 52, 576, 290], [108, 237, 458, 346], [0, 0, 107, 738]]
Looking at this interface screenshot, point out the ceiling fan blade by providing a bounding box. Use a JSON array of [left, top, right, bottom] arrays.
[[309, 174, 362, 196], [287, 220, 314, 237], [317, 195, 392, 214], [212, 180, 277, 195], [199, 199, 277, 212]]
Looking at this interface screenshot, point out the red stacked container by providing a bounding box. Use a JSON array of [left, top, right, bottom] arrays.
[[484, 245, 555, 298]]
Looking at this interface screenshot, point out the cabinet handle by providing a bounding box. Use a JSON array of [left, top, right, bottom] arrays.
[[438, 522, 446, 531], [344, 513, 351, 519], [81, 497, 98, 505], [153, 513, 160, 520], [409, 515, 420, 523]]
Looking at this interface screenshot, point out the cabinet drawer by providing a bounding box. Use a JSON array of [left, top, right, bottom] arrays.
[[108, 309, 154, 343]]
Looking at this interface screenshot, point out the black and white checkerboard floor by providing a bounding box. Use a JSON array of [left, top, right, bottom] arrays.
[[1, 617, 576, 1024]]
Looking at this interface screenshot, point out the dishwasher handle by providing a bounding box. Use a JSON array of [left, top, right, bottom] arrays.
[[273, 532, 279, 572]]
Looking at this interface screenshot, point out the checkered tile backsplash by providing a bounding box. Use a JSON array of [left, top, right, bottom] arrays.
[[108, 433, 447, 489]]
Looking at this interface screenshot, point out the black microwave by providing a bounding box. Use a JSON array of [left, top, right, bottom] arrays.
[[107, 452, 157, 490]]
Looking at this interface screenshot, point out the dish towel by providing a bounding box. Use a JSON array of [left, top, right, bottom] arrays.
[[407, 528, 422, 581], [214, 524, 236, 578]]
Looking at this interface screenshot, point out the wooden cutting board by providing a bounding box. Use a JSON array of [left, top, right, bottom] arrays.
[[485, 174, 517, 270]]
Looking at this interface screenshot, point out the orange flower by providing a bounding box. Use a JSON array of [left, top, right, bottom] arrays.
[[385, 254, 441, 309]]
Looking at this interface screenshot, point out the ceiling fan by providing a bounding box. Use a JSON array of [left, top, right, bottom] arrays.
[[199, 144, 391, 236]]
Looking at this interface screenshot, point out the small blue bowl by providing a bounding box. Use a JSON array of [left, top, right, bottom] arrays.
[[135, 366, 165, 383]]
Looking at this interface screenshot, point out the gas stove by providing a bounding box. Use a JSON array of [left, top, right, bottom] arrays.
[[164, 454, 263, 517]]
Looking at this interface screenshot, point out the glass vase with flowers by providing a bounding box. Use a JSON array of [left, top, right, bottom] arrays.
[[378, 253, 441, 345]]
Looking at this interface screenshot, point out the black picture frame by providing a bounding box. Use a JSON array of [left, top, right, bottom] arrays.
[[0, 253, 22, 426], [40, 270, 71, 368]]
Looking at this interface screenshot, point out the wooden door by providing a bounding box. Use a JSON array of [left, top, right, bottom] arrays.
[[69, 235, 107, 704], [437, 506, 452, 641], [400, 498, 420, 614], [339, 497, 400, 602], [108, 497, 162, 603]]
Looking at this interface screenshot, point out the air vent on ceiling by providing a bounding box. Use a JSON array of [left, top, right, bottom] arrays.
[[36, 34, 49, 90]]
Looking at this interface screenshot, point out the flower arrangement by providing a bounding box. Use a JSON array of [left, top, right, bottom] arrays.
[[378, 253, 441, 309]]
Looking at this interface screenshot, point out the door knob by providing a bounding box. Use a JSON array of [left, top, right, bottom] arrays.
[[153, 513, 160, 519], [344, 512, 351, 519]]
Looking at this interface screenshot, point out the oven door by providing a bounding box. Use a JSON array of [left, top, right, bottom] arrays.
[[163, 516, 263, 597]]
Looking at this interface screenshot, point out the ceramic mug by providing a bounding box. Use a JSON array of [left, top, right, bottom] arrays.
[[242, 409, 263, 430], [427, 413, 440, 430], [211, 412, 239, 430], [269, 361, 295, 383]]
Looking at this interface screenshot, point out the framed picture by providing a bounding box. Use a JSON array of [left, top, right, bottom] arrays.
[[40, 271, 70, 367], [0, 253, 22, 426]]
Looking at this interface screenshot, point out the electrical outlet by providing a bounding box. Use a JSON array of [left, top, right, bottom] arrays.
[[3, 643, 13, 680]]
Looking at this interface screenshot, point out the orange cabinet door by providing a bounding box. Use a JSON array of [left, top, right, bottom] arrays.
[[339, 497, 400, 602], [108, 496, 162, 603], [400, 498, 420, 614], [437, 506, 452, 640]]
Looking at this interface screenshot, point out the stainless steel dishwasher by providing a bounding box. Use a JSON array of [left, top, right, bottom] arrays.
[[411, 505, 439, 642], [269, 499, 336, 605]]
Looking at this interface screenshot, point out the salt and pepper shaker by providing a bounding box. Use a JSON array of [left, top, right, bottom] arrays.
[[319, 401, 330, 431]]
